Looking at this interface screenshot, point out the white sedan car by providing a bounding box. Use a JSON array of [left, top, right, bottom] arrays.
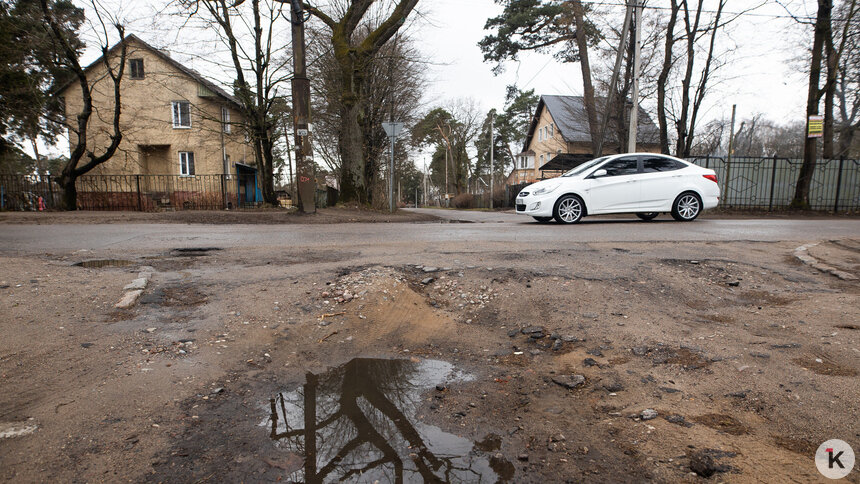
[[515, 153, 720, 224]]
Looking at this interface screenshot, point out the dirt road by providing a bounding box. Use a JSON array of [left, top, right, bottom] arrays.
[[0, 215, 858, 482]]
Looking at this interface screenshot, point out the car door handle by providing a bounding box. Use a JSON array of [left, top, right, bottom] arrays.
[[626, 180, 637, 183]]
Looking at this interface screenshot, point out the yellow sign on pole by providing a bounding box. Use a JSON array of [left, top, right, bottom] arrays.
[[808, 115, 824, 138]]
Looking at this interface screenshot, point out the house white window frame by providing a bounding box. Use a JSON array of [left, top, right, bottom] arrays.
[[221, 106, 231, 133], [179, 151, 195, 176], [549, 123, 553, 138], [172, 101, 191, 128]]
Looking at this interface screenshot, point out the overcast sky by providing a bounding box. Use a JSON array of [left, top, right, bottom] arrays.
[[61, 0, 820, 159], [413, 0, 815, 125]]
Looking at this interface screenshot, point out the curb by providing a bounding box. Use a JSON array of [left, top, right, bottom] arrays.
[[794, 243, 858, 281], [115, 265, 155, 309]]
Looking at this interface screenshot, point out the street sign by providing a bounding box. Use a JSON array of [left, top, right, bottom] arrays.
[[808, 115, 824, 138], [382, 122, 405, 213], [382, 122, 405, 139]]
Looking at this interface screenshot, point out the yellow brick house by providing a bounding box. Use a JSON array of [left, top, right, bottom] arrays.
[[58, 34, 259, 209], [508, 95, 661, 185]]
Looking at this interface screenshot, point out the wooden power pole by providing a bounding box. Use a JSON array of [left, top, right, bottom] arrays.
[[290, 0, 315, 213]]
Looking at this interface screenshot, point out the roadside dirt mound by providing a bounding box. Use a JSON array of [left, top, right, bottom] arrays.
[[347, 273, 458, 344]]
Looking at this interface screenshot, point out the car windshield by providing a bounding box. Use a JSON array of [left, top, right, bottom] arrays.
[[562, 156, 608, 177]]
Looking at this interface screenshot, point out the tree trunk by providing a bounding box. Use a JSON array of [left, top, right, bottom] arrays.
[[823, 18, 837, 159], [683, 0, 725, 158], [793, 0, 831, 209], [675, 1, 704, 157], [338, 102, 367, 204], [657, 0, 680, 155], [571, 0, 600, 155], [59, 174, 77, 210]]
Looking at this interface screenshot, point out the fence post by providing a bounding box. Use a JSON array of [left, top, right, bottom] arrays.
[[136, 175, 142, 211], [47, 175, 55, 209], [768, 155, 778, 211], [833, 156, 845, 213], [220, 174, 226, 209], [705, 154, 709, 169]]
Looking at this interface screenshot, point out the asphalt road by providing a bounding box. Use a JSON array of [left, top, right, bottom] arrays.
[[1, 209, 859, 254]]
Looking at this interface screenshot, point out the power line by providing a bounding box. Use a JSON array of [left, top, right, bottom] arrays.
[[578, 0, 817, 20]]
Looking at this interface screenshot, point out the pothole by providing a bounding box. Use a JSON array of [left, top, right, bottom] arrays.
[[793, 356, 858, 376], [74, 259, 134, 268], [265, 357, 513, 483], [692, 414, 750, 436], [171, 247, 222, 257]]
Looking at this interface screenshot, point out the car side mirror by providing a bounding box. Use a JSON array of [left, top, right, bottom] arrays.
[[591, 169, 607, 178]]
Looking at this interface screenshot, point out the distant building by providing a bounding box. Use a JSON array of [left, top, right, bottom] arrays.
[[508, 95, 661, 185], [57, 34, 262, 207]]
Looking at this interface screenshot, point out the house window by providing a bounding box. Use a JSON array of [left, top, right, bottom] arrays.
[[539, 154, 544, 167], [179, 151, 195, 176], [129, 59, 144, 79], [549, 123, 553, 138], [538, 128, 543, 142], [221, 106, 231, 133], [172, 101, 191, 128]]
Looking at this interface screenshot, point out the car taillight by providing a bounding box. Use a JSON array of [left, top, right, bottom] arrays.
[[703, 174, 718, 183]]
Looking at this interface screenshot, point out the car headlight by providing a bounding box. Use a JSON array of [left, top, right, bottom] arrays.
[[532, 183, 560, 196]]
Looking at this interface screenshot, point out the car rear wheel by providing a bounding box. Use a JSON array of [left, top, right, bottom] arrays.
[[671, 192, 702, 221], [553, 195, 584, 224], [533, 216, 553, 223], [636, 212, 659, 221]]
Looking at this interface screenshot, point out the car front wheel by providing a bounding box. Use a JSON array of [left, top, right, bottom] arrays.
[[553, 195, 584, 224], [671, 192, 702, 221], [636, 212, 659, 221]]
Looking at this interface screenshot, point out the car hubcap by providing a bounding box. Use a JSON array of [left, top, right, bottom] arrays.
[[559, 198, 581, 222], [678, 195, 699, 219]]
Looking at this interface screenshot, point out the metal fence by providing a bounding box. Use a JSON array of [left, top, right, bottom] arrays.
[[688, 156, 859, 212], [0, 174, 244, 211]]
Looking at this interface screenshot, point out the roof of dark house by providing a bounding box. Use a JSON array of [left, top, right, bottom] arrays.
[[56, 34, 241, 108], [524, 95, 660, 151], [538, 153, 595, 172]]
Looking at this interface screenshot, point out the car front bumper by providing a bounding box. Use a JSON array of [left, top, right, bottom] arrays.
[[515, 192, 556, 217]]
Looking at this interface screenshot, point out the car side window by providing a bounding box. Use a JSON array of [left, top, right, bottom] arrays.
[[642, 156, 681, 173], [601, 157, 639, 176]]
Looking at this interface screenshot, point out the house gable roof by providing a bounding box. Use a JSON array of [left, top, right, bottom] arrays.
[[57, 33, 241, 108], [523, 95, 660, 152]]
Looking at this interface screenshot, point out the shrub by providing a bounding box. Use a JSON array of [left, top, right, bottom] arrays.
[[452, 193, 475, 208]]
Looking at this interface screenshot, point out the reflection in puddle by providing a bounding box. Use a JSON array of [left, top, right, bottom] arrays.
[[267, 358, 513, 483]]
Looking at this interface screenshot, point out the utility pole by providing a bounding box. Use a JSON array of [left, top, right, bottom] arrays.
[[627, 0, 644, 153], [596, 3, 633, 156], [423, 157, 428, 207], [289, 0, 315, 213], [444, 146, 449, 207], [724, 104, 737, 203], [490, 113, 494, 210]]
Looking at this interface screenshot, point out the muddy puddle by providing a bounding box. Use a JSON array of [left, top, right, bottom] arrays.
[[265, 358, 513, 483], [74, 259, 134, 268]]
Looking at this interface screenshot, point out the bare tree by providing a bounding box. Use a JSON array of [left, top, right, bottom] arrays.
[[307, 24, 424, 207], [412, 100, 482, 196], [178, 0, 293, 205], [41, 0, 127, 210], [302, 0, 420, 205]]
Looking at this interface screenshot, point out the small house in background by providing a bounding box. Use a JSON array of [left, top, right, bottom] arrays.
[[508, 95, 661, 185], [57, 34, 261, 209]]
